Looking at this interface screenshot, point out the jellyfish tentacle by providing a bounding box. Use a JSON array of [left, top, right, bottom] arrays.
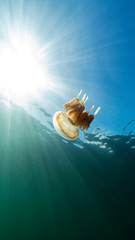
[[88, 105, 94, 113], [80, 94, 86, 105], [77, 89, 82, 98], [64, 90, 82, 110], [67, 104, 84, 113], [63, 92, 101, 133], [68, 104, 85, 124], [64, 103, 81, 112], [93, 107, 101, 116], [84, 96, 88, 104], [83, 114, 94, 130], [63, 98, 79, 110]]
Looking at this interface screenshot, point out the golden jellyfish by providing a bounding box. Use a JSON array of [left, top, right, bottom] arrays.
[[53, 90, 101, 140]]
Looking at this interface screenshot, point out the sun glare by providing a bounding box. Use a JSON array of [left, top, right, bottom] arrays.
[[0, 34, 48, 102]]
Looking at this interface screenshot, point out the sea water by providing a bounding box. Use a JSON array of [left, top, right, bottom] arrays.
[[0, 102, 135, 240]]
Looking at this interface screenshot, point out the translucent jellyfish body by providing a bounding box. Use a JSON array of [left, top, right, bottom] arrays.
[[53, 90, 100, 140]]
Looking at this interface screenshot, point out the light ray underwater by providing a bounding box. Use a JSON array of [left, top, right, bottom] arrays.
[[0, 0, 135, 240]]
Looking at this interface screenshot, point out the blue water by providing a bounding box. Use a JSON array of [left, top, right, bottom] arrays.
[[0, 0, 135, 239]]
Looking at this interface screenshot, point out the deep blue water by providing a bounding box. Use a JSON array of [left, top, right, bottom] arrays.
[[0, 102, 135, 240]]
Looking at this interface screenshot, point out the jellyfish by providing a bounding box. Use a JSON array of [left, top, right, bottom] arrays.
[[53, 90, 101, 140]]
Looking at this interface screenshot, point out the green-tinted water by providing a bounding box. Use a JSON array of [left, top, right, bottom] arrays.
[[0, 103, 135, 240]]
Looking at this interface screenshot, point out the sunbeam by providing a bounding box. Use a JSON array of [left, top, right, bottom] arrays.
[[0, 32, 51, 103]]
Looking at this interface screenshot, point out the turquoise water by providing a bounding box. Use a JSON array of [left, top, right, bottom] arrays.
[[0, 102, 135, 240]]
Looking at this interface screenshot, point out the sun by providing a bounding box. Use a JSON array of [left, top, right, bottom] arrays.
[[0, 33, 48, 102]]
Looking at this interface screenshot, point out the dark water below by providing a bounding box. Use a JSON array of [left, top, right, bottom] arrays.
[[0, 103, 135, 240]]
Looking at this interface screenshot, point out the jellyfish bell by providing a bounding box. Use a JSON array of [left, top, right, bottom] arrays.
[[53, 111, 79, 140], [53, 90, 101, 140]]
